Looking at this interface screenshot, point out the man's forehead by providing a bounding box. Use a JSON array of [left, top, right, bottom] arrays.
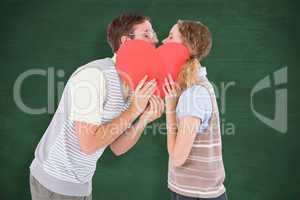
[[171, 25, 178, 32], [133, 20, 152, 31]]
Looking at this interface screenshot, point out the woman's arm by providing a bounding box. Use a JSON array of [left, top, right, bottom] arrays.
[[167, 116, 200, 167], [163, 74, 201, 167]]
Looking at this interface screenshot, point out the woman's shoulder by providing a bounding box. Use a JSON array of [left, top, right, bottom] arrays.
[[178, 85, 212, 110], [180, 85, 210, 99], [176, 84, 213, 119]]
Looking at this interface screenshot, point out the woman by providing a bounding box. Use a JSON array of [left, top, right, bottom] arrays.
[[162, 20, 227, 200]]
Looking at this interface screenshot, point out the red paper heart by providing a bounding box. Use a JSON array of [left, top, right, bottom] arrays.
[[116, 40, 190, 97]]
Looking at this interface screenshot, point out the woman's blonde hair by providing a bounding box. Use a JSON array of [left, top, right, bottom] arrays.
[[176, 20, 212, 90]]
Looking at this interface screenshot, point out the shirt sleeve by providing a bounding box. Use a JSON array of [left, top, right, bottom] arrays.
[[176, 85, 212, 122], [69, 67, 106, 125]]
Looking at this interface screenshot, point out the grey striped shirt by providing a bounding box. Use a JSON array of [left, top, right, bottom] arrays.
[[30, 58, 130, 196]]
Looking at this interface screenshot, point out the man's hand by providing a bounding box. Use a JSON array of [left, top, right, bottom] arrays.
[[109, 78, 161, 156], [128, 75, 157, 117], [75, 76, 158, 155], [140, 95, 164, 124]]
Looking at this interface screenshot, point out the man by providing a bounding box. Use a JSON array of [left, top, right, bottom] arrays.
[[29, 13, 164, 200]]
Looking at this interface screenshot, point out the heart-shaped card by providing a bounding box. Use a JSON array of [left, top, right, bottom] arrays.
[[116, 40, 190, 97]]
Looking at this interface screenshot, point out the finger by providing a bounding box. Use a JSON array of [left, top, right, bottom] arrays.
[[155, 95, 164, 114], [156, 96, 164, 115], [162, 84, 172, 98], [162, 84, 168, 96], [140, 79, 157, 94], [154, 95, 161, 106], [168, 74, 175, 85], [136, 80, 156, 102], [135, 75, 148, 92], [157, 95, 164, 103], [152, 96, 160, 115], [164, 78, 172, 94], [168, 74, 178, 93], [152, 95, 160, 108], [149, 96, 155, 106], [143, 82, 158, 98], [158, 96, 165, 114], [149, 97, 157, 115], [144, 104, 151, 112]]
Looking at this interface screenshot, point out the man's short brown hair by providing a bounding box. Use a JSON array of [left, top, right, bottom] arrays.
[[107, 13, 150, 52]]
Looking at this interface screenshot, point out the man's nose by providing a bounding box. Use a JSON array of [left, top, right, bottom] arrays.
[[151, 36, 159, 44]]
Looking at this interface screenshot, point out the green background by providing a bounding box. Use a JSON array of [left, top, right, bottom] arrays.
[[0, 0, 299, 199]]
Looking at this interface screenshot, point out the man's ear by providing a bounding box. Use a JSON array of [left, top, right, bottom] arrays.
[[120, 36, 131, 45]]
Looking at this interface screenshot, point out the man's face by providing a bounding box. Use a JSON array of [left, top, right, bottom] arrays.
[[123, 20, 158, 45]]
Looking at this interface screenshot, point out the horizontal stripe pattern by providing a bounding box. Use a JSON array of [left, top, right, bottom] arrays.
[[168, 181, 225, 198], [168, 77, 225, 199], [42, 58, 130, 184]]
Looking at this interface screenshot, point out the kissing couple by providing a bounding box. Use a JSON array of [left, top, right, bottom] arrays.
[[29, 13, 227, 200]]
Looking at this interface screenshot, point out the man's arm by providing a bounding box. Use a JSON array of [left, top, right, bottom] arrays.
[[75, 76, 157, 155], [110, 95, 164, 156], [75, 106, 138, 155]]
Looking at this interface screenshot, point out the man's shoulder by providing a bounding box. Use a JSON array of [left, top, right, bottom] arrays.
[[71, 58, 114, 77], [84, 57, 114, 68]]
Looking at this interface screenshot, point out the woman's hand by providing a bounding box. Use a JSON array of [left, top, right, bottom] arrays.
[[140, 95, 165, 124], [163, 74, 181, 113]]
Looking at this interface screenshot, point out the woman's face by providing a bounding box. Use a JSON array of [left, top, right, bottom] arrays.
[[162, 24, 183, 44]]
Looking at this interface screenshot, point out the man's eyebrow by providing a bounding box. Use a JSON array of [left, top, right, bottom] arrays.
[[144, 29, 153, 32]]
